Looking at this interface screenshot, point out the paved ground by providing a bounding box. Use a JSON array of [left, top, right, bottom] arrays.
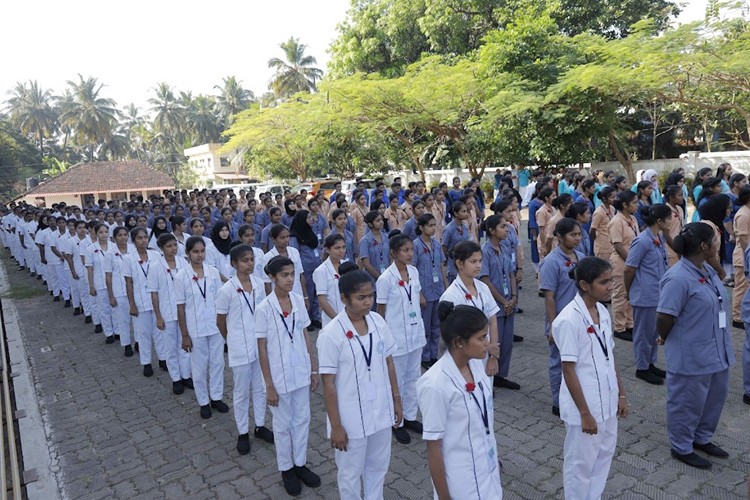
[[2, 238, 749, 499]]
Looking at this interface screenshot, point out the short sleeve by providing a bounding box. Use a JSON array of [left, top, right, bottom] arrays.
[[103, 254, 114, 274], [411, 267, 422, 294], [656, 272, 687, 317], [539, 258, 558, 292], [479, 247, 491, 278], [624, 236, 647, 268], [479, 284, 500, 318], [441, 226, 453, 248], [552, 316, 580, 363], [296, 296, 311, 329], [214, 285, 230, 315], [146, 265, 160, 293], [609, 219, 624, 245], [122, 257, 133, 278], [174, 274, 187, 306], [260, 254, 272, 283], [313, 267, 328, 296], [379, 317, 397, 356], [359, 237, 371, 262], [316, 332, 339, 375], [255, 303, 269, 339], [84, 247, 94, 267], [417, 378, 449, 441], [375, 274, 389, 304]]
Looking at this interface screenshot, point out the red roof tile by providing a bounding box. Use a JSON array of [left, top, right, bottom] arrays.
[[25, 161, 175, 196]]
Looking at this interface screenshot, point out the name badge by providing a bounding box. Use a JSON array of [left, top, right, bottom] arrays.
[[487, 441, 498, 473], [718, 311, 727, 329], [432, 271, 440, 283], [316, 233, 322, 241], [362, 377, 377, 402], [511, 253, 516, 266], [502, 283, 510, 296], [314, 249, 320, 258], [380, 265, 386, 273], [409, 310, 419, 325]]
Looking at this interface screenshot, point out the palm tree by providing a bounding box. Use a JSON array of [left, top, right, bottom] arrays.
[[149, 83, 186, 145], [59, 75, 118, 161], [268, 37, 324, 99], [187, 95, 221, 145], [5, 80, 58, 154], [214, 76, 255, 125]]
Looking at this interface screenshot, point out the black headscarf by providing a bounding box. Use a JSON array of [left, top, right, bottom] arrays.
[[289, 210, 318, 249], [210, 221, 232, 255], [284, 199, 297, 217], [149, 216, 170, 243]]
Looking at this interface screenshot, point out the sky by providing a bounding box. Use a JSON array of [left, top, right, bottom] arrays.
[[1, 0, 710, 113]]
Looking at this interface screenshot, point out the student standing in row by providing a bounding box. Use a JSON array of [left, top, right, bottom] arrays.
[[657, 223, 734, 469], [417, 303, 503, 500], [608, 191, 640, 341], [176, 236, 228, 418], [377, 234, 425, 445], [733, 187, 750, 328], [359, 212, 390, 295], [289, 211, 323, 330], [441, 201, 472, 283], [412, 214, 446, 370], [261, 224, 307, 302], [318, 268, 402, 500], [540, 219, 585, 416], [566, 202, 592, 257], [215, 244, 274, 456], [536, 188, 558, 260], [591, 187, 616, 262], [236, 225, 266, 280], [440, 241, 500, 375], [480, 215, 519, 390], [86, 223, 114, 340], [663, 185, 685, 267], [330, 209, 357, 263], [313, 234, 349, 328], [553, 257, 628, 500], [64, 221, 91, 321], [125, 227, 165, 377], [256, 256, 321, 496], [105, 227, 134, 357], [624, 205, 671, 385], [148, 233, 192, 394]]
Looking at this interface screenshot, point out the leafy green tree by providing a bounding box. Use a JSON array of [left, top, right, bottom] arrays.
[[149, 83, 186, 145], [59, 75, 118, 161], [0, 120, 44, 198], [188, 95, 222, 145], [214, 76, 255, 125], [4, 80, 58, 154], [268, 37, 324, 98]]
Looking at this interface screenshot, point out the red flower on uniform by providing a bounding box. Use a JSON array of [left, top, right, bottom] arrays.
[[166, 269, 171, 273], [115, 253, 120, 257], [192, 276, 199, 281], [699, 278, 706, 284], [465, 293, 472, 300], [282, 311, 289, 318], [346, 330, 354, 339], [465, 382, 475, 392], [653, 239, 661, 246], [423, 248, 429, 254], [334, 274, 340, 279], [139, 260, 144, 264], [236, 288, 243, 293], [399, 280, 405, 287], [587, 326, 595, 334], [565, 260, 572, 267]]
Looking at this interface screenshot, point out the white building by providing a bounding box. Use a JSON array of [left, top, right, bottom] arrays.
[[183, 143, 251, 187]]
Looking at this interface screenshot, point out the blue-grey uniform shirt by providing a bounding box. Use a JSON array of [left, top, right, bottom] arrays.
[[657, 258, 735, 375], [500, 224, 519, 271], [625, 228, 668, 307], [576, 226, 592, 257], [480, 241, 513, 317], [289, 236, 322, 274], [442, 220, 471, 278], [309, 213, 328, 251], [402, 217, 418, 241], [359, 230, 390, 283], [331, 227, 357, 263], [412, 236, 445, 302], [539, 246, 585, 335]]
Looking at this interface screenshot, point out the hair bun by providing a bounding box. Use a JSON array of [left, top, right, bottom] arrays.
[[437, 301, 456, 322]]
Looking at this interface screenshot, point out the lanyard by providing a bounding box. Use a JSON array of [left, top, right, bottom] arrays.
[[390, 269, 413, 303], [354, 332, 373, 371], [469, 382, 490, 435], [590, 324, 609, 361], [239, 287, 256, 315], [194, 276, 207, 301], [279, 312, 296, 342], [419, 238, 436, 269], [139, 259, 150, 278], [456, 282, 483, 310]]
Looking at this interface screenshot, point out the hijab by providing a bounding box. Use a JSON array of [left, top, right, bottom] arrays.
[[210, 221, 232, 255], [284, 199, 297, 218], [289, 210, 318, 249], [149, 216, 170, 244]]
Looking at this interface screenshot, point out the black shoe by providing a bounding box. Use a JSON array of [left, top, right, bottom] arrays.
[[143, 364, 153, 377], [37, 275, 42, 280], [732, 320, 744, 329], [614, 331, 633, 342], [18, 267, 25, 271], [671, 449, 712, 469], [105, 336, 115, 344], [254, 426, 274, 444], [552, 405, 560, 416], [182, 378, 194, 390], [73, 307, 82, 316], [403, 419, 423, 434], [30, 272, 36, 277], [53, 295, 60, 302], [310, 320, 322, 329], [513, 335, 524, 342], [393, 427, 411, 444], [636, 369, 664, 385], [159, 360, 168, 371], [64, 300, 71, 308], [49, 290, 53, 296], [494, 376, 521, 390], [172, 380, 184, 395], [94, 324, 103, 333], [293, 465, 321, 487], [693, 442, 729, 458], [649, 364, 666, 378], [626, 327, 633, 334], [84, 315, 92, 324], [281, 469, 301, 496], [114, 334, 120, 340], [124, 345, 134, 357], [134, 342, 139, 352], [210, 400, 229, 413], [538, 291, 545, 298], [200, 405, 212, 419], [516, 308, 523, 314], [237, 433, 251, 455], [744, 394, 750, 405]]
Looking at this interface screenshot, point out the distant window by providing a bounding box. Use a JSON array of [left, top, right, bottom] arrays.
[[220, 157, 230, 167]]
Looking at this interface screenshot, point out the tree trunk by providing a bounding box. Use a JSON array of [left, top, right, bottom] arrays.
[[608, 133, 636, 183]]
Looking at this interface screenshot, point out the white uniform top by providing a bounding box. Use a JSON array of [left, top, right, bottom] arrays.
[[67, 236, 88, 275], [417, 353, 503, 500], [58, 233, 73, 271], [172, 232, 187, 260], [37, 227, 55, 258], [260, 246, 304, 296], [122, 250, 161, 312], [440, 278, 500, 320], [255, 291, 311, 394], [206, 244, 232, 278], [552, 294, 619, 425], [84, 242, 113, 290], [51, 231, 67, 266], [317, 310, 397, 439], [215, 275, 267, 367], [312, 259, 344, 327], [104, 248, 131, 297], [252, 246, 265, 280], [174, 263, 222, 338], [376, 263, 426, 356], [108, 223, 125, 238], [146, 256, 189, 323]]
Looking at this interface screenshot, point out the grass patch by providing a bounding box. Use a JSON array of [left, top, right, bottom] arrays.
[[2, 284, 47, 300]]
